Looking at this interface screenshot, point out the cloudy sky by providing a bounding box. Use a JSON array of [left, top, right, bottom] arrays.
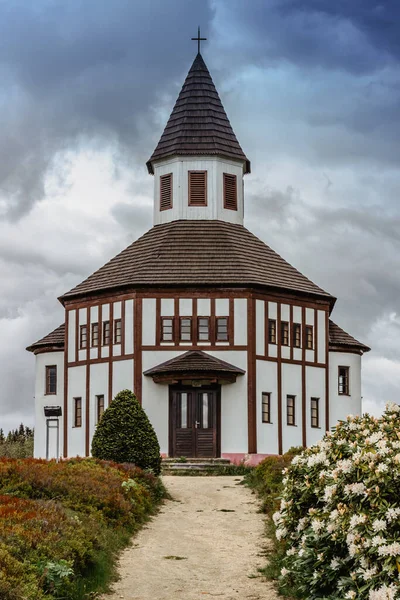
[[1, 0, 399, 431]]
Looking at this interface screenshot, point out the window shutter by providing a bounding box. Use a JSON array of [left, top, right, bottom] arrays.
[[160, 173, 172, 210], [189, 171, 207, 206], [223, 173, 237, 210]]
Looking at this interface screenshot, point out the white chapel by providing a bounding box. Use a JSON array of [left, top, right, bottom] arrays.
[[27, 49, 370, 463]]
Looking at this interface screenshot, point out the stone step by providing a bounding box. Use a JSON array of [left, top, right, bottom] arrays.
[[162, 458, 230, 464], [166, 463, 227, 470]]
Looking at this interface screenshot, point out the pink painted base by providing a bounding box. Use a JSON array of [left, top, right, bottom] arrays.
[[221, 453, 274, 466]]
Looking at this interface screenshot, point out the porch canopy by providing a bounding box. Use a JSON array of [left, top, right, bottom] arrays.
[[143, 350, 245, 385]]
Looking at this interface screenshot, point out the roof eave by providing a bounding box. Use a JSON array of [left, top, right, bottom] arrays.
[[146, 154, 251, 176]]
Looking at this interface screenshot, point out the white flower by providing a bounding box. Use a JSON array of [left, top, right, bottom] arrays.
[[280, 567, 289, 577], [369, 583, 398, 600], [323, 484, 337, 502], [344, 482, 367, 496], [311, 519, 325, 534], [307, 451, 329, 468], [296, 517, 308, 532], [345, 591, 356, 599], [371, 535, 386, 547], [330, 557, 341, 570], [272, 511, 281, 525], [349, 514, 367, 529], [286, 547, 296, 556], [275, 527, 287, 541], [377, 542, 400, 557], [385, 401, 400, 413], [386, 507, 400, 523], [372, 518, 387, 532]]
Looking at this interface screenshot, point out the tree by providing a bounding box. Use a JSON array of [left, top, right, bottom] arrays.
[[91, 389, 161, 476]]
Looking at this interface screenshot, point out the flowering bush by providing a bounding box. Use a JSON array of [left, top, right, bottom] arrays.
[[273, 403, 400, 600]]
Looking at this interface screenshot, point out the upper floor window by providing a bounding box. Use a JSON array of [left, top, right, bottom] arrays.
[[287, 395, 296, 426], [74, 397, 82, 427], [293, 323, 301, 348], [79, 325, 87, 350], [338, 366, 350, 395], [45, 365, 57, 395], [262, 392, 271, 423], [97, 394, 105, 423], [92, 323, 99, 347], [216, 317, 229, 341], [160, 173, 173, 211], [223, 173, 237, 211], [180, 318, 192, 342], [198, 317, 210, 341], [161, 317, 174, 342], [188, 171, 207, 206], [103, 321, 110, 346], [281, 321, 289, 346], [311, 397, 319, 428], [268, 319, 276, 344], [114, 319, 122, 344], [305, 325, 314, 350]]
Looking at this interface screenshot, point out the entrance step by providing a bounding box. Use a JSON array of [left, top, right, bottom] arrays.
[[162, 458, 230, 464], [161, 457, 232, 474]]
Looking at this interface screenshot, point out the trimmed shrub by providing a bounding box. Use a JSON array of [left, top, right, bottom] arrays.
[[91, 389, 161, 475], [273, 403, 400, 600]]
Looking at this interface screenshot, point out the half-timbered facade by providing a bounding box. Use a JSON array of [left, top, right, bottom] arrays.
[[27, 52, 370, 463]]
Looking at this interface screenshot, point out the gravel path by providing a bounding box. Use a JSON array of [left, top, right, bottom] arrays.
[[102, 475, 278, 600]]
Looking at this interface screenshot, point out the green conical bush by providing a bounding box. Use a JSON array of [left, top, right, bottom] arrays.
[[91, 389, 161, 475]]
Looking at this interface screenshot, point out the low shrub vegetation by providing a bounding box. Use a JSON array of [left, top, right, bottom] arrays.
[[272, 403, 400, 600], [92, 389, 162, 475], [0, 457, 165, 599]]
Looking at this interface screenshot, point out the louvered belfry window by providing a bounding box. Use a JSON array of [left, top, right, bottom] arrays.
[[188, 171, 207, 206], [223, 173, 237, 210], [160, 173, 173, 211]]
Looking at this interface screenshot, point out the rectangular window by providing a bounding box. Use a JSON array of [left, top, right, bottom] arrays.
[[92, 323, 99, 347], [198, 317, 210, 341], [262, 392, 271, 423], [160, 173, 173, 211], [287, 395, 296, 426], [114, 319, 122, 344], [216, 317, 229, 341], [161, 317, 174, 342], [97, 395, 105, 423], [311, 397, 319, 428], [103, 321, 110, 346], [180, 317, 192, 342], [188, 170, 207, 206], [74, 397, 82, 427], [268, 319, 277, 344], [338, 366, 350, 395], [79, 325, 87, 349], [45, 365, 57, 395], [281, 321, 289, 346], [293, 323, 301, 348], [223, 173, 237, 210], [305, 325, 314, 350]]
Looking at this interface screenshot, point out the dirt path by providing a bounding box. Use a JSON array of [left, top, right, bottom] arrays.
[[102, 475, 278, 600]]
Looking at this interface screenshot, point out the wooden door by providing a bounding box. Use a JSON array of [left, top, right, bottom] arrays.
[[170, 388, 218, 458]]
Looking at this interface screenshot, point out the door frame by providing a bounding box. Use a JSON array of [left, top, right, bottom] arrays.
[[168, 383, 221, 458]]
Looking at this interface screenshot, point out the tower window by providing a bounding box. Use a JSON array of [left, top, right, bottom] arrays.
[[305, 325, 314, 350], [262, 392, 271, 423], [74, 397, 82, 428], [311, 397, 319, 428], [97, 395, 105, 423], [188, 171, 207, 206], [45, 366, 57, 395], [268, 319, 276, 344], [180, 317, 192, 342], [216, 317, 229, 341], [338, 366, 350, 395], [103, 321, 110, 346], [287, 395, 296, 426], [281, 321, 289, 346], [160, 173, 173, 211], [198, 317, 210, 341], [161, 317, 174, 342], [223, 173, 237, 210], [114, 319, 122, 344], [92, 323, 99, 347], [293, 323, 301, 348]]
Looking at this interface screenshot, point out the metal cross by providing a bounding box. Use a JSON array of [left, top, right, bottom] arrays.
[[191, 26, 207, 54]]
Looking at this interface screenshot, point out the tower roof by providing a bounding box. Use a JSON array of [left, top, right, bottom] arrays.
[[59, 220, 334, 305], [147, 53, 250, 174]]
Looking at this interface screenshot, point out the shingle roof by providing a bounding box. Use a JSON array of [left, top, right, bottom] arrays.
[[144, 350, 245, 376], [60, 220, 334, 303], [329, 320, 370, 353], [147, 53, 250, 174], [26, 323, 65, 353]]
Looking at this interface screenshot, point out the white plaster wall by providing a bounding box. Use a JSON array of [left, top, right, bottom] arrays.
[[142, 298, 156, 345], [256, 360, 279, 454], [90, 306, 98, 324], [293, 306, 302, 323], [234, 298, 247, 345], [161, 298, 174, 316], [113, 359, 134, 399], [153, 156, 245, 226], [197, 298, 210, 316], [102, 303, 110, 321], [68, 366, 86, 457], [268, 302, 277, 320], [68, 310, 76, 362], [317, 310, 326, 364], [329, 352, 362, 427], [79, 308, 86, 325], [113, 301, 121, 319], [256, 300, 264, 355], [306, 308, 314, 325], [306, 366, 326, 447], [179, 298, 192, 316], [89, 362, 109, 443], [215, 298, 229, 316], [125, 299, 134, 354], [34, 351, 64, 459], [281, 363, 303, 452]]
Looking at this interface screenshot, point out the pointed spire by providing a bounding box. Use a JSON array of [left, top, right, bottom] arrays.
[[147, 54, 250, 174]]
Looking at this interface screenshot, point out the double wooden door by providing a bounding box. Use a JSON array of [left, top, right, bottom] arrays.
[[170, 388, 219, 458]]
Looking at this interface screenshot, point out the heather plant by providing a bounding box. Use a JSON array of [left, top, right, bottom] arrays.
[[273, 403, 400, 600], [91, 389, 161, 475]]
